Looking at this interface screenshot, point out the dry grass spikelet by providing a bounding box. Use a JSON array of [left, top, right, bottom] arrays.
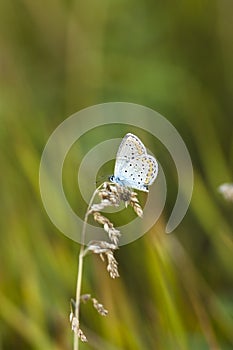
[[85, 240, 119, 278], [79, 294, 108, 316], [92, 298, 108, 316], [97, 182, 121, 206], [94, 182, 144, 217], [70, 314, 87, 342], [93, 212, 121, 244], [105, 250, 119, 279], [86, 240, 118, 254], [128, 192, 144, 217]]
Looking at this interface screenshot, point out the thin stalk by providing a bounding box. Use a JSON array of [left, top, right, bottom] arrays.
[[73, 184, 103, 350]]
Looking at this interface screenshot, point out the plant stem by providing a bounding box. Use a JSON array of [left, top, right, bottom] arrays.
[[73, 185, 103, 350]]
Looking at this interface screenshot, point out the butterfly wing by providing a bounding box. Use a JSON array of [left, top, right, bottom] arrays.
[[114, 133, 147, 178], [113, 133, 158, 192], [118, 155, 158, 192], [139, 155, 158, 186]]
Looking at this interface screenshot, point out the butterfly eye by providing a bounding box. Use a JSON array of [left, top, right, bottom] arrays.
[[109, 175, 114, 182]]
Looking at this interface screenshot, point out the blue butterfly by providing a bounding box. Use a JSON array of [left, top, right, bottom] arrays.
[[110, 133, 158, 192]]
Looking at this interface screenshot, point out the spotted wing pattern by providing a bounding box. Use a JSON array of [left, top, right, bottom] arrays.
[[113, 133, 158, 192]]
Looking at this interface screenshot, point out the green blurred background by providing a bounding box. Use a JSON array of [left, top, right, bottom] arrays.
[[1, 1, 233, 349]]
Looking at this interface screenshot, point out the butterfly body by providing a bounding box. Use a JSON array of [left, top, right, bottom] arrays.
[[110, 133, 158, 192]]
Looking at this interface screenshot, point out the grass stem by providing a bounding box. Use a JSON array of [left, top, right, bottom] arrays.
[[73, 185, 103, 350]]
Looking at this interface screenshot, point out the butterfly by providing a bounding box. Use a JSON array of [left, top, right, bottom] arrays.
[[109, 133, 158, 192]]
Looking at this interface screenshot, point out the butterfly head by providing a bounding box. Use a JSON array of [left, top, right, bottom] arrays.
[[109, 175, 115, 182]]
